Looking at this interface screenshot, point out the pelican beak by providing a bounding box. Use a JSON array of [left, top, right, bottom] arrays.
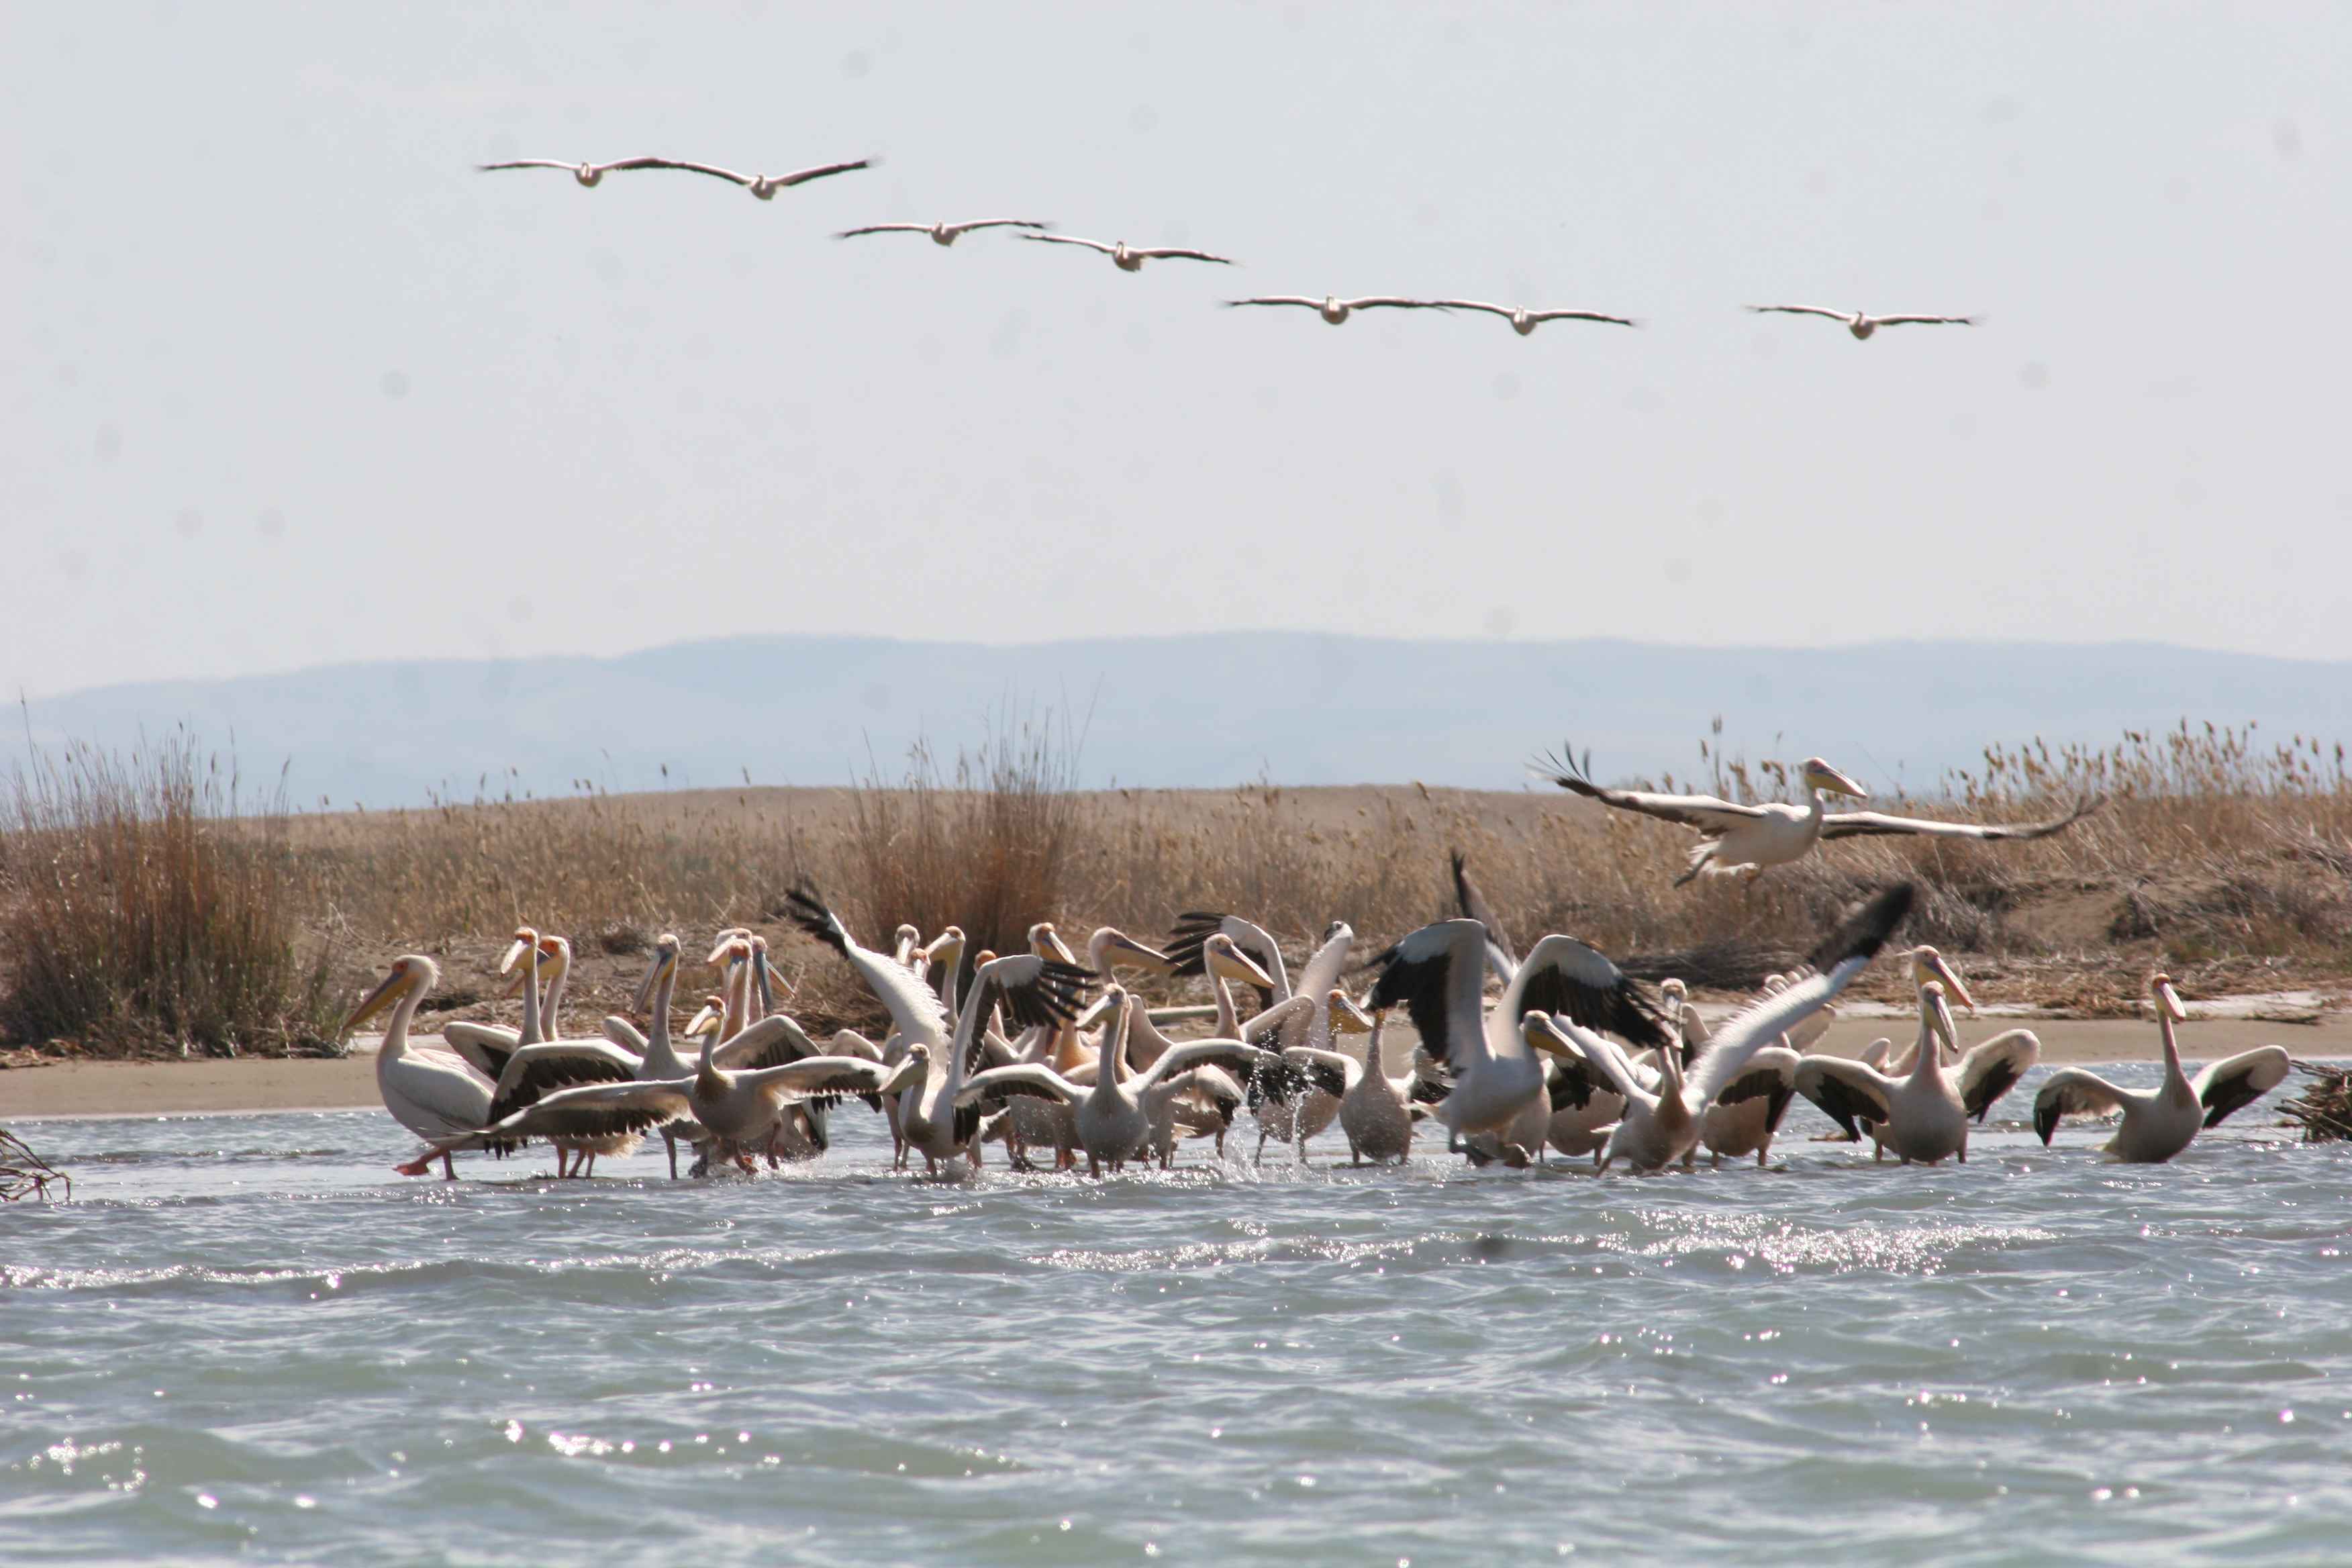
[[1209, 944, 1277, 992], [685, 1001, 722, 1038], [1520, 1012, 1577, 1058], [922, 928, 965, 967], [1926, 984, 1958, 1050], [343, 967, 407, 1034], [1072, 993, 1116, 1032], [1105, 932, 1175, 975], [1327, 989, 1375, 1035], [705, 936, 744, 970], [1031, 924, 1080, 967], [1916, 948, 1977, 1014], [499, 931, 536, 975], [1816, 763, 1868, 799], [761, 953, 796, 997], [2155, 978, 2188, 1022], [631, 950, 671, 1012]]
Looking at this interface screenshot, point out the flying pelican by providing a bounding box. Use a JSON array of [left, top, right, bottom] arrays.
[[1021, 233, 1234, 270], [1540, 746, 2102, 885], [481, 155, 873, 198], [836, 218, 1051, 245], [1528, 885, 1915, 1172], [1431, 301, 1638, 335], [343, 957, 508, 1179], [1369, 919, 1667, 1165], [1792, 981, 2039, 1164], [1223, 295, 1448, 325], [958, 987, 1277, 1175], [2033, 976, 2290, 1162], [1744, 305, 1980, 338]]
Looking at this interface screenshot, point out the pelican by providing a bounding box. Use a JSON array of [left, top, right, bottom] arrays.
[[482, 934, 641, 1177], [434, 924, 565, 1079], [1540, 746, 2102, 885], [786, 886, 1090, 1173], [1877, 948, 1980, 1075], [623, 934, 713, 1177], [1530, 885, 1914, 1172], [481, 155, 873, 198], [1656, 980, 1802, 1167], [1021, 233, 1234, 270], [1431, 301, 1638, 334], [959, 987, 1277, 1175], [1792, 981, 2039, 1164], [1281, 999, 1420, 1165], [1369, 918, 1667, 1165], [837, 218, 1050, 245], [1744, 305, 1980, 338], [344, 957, 507, 1179], [1223, 295, 1447, 325], [2033, 976, 2290, 1162]]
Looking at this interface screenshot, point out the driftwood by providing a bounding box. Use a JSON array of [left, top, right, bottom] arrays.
[[1, 1128, 70, 1202], [2280, 1061, 2352, 1144]]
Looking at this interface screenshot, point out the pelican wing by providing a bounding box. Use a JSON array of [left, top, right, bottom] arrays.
[[1241, 995, 1315, 1045], [1792, 1057, 1896, 1138], [440, 1022, 520, 1080], [1719, 1045, 1800, 1132], [1281, 1046, 1355, 1100], [1508, 934, 1669, 1050], [733, 1055, 900, 1106], [1527, 309, 1638, 327], [1686, 884, 1915, 1110], [1165, 911, 1284, 1001], [480, 1079, 694, 1144], [1869, 314, 1978, 327], [1366, 920, 1485, 1067], [1545, 1052, 1607, 1112], [1133, 247, 1234, 264], [784, 885, 950, 1044], [1340, 297, 1444, 310], [952, 218, 1052, 234], [383, 1050, 500, 1140], [2031, 1068, 2128, 1144], [486, 1040, 640, 1124], [1223, 296, 1322, 309], [1536, 747, 1767, 831], [1450, 850, 1519, 973], [1430, 299, 1513, 317], [835, 223, 928, 238], [765, 158, 871, 187], [1538, 1019, 1648, 1106], [1819, 796, 2103, 842], [600, 1016, 648, 1054], [711, 1014, 827, 1072], [1744, 305, 1852, 320], [477, 159, 593, 173], [1137, 1038, 1279, 1094], [1957, 1028, 2041, 1122], [954, 1063, 1085, 1110], [1022, 232, 1115, 253], [2192, 1046, 2291, 1128]]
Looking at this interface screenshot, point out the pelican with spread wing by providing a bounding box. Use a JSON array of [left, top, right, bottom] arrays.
[[1538, 746, 2102, 885], [1744, 305, 1979, 339]]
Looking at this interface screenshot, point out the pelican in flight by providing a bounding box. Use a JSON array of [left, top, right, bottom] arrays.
[[1224, 295, 1447, 325], [478, 156, 871, 198], [1792, 980, 2039, 1164], [1528, 885, 1915, 1172], [1432, 301, 1638, 335], [1021, 233, 1234, 269], [344, 957, 507, 1179], [837, 218, 1050, 245], [2033, 976, 2290, 1162], [1540, 746, 2102, 885], [1744, 305, 1979, 339]]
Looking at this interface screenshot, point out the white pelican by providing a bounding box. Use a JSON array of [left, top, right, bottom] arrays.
[[2033, 975, 2291, 1162], [434, 923, 563, 1079], [480, 155, 873, 198], [1744, 305, 1980, 338], [1529, 885, 1914, 1172], [1878, 947, 1979, 1073], [1540, 746, 2102, 885], [1223, 295, 1447, 325], [1792, 981, 2039, 1164], [1021, 233, 1234, 269], [837, 218, 1050, 245], [1282, 1000, 1422, 1165], [892, 924, 924, 970], [623, 934, 712, 1178], [959, 987, 1277, 1175], [482, 935, 642, 1177], [1657, 980, 1802, 1167], [786, 887, 1091, 1173], [1369, 918, 1668, 1165], [343, 957, 505, 1179], [1247, 922, 1357, 1160], [1431, 301, 1638, 334]]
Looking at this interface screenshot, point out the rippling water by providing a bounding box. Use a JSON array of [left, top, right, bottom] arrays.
[[8, 1061, 2352, 1565]]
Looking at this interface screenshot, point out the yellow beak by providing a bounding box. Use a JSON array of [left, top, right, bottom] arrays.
[[343, 969, 406, 1035]]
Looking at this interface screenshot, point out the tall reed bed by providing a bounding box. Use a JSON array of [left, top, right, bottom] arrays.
[[0, 733, 338, 1054]]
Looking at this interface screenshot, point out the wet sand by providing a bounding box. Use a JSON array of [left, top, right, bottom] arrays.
[[7, 1016, 2351, 1120]]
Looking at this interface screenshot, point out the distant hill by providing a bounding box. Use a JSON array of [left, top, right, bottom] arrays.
[[11, 634, 2348, 810]]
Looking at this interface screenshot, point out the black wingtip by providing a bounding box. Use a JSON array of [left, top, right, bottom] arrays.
[[782, 882, 848, 954], [1806, 883, 1916, 972]]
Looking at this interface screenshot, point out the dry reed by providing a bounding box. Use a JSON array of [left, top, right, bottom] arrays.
[[1, 1127, 69, 1202]]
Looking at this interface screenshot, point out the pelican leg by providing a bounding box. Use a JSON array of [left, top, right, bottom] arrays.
[[441, 1150, 458, 1180], [664, 1131, 680, 1181]]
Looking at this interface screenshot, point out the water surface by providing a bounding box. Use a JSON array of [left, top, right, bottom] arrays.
[[7, 1061, 2350, 1565]]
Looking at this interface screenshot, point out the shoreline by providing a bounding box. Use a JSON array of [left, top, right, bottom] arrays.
[[8, 1017, 2352, 1121]]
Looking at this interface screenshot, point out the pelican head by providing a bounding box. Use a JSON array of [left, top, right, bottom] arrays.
[[1112, 242, 1140, 270], [705, 934, 752, 971], [1203, 934, 1276, 993], [1028, 922, 1081, 967], [1800, 758, 1868, 799], [499, 926, 539, 976], [2151, 973, 2188, 1022], [573, 164, 602, 187], [1093, 928, 1175, 975], [922, 926, 967, 970], [345, 955, 436, 1033], [1520, 1010, 1578, 1059], [633, 934, 682, 1010], [1510, 310, 1537, 336], [1909, 946, 1977, 1014], [1921, 979, 1959, 1052], [1326, 989, 1376, 1036], [685, 996, 727, 1038], [1659, 977, 1687, 1008]]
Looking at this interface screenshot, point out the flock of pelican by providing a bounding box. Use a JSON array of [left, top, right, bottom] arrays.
[[476, 150, 1979, 336], [346, 865, 2293, 1184]]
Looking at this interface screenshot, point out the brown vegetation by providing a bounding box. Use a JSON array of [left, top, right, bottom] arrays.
[[5, 719, 2351, 1055], [1, 1127, 69, 1202]]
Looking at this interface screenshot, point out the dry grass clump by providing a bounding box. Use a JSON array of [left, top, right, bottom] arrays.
[[2280, 1063, 2352, 1143], [0, 734, 340, 1056], [1, 1127, 69, 1202]]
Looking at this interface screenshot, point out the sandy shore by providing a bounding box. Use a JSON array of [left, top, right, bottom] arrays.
[[7, 1017, 2351, 1120]]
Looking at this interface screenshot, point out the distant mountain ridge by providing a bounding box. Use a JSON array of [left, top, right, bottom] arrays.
[[11, 633, 2348, 811]]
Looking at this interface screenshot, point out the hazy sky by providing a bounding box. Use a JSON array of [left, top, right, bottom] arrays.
[[5, 3, 2347, 699]]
